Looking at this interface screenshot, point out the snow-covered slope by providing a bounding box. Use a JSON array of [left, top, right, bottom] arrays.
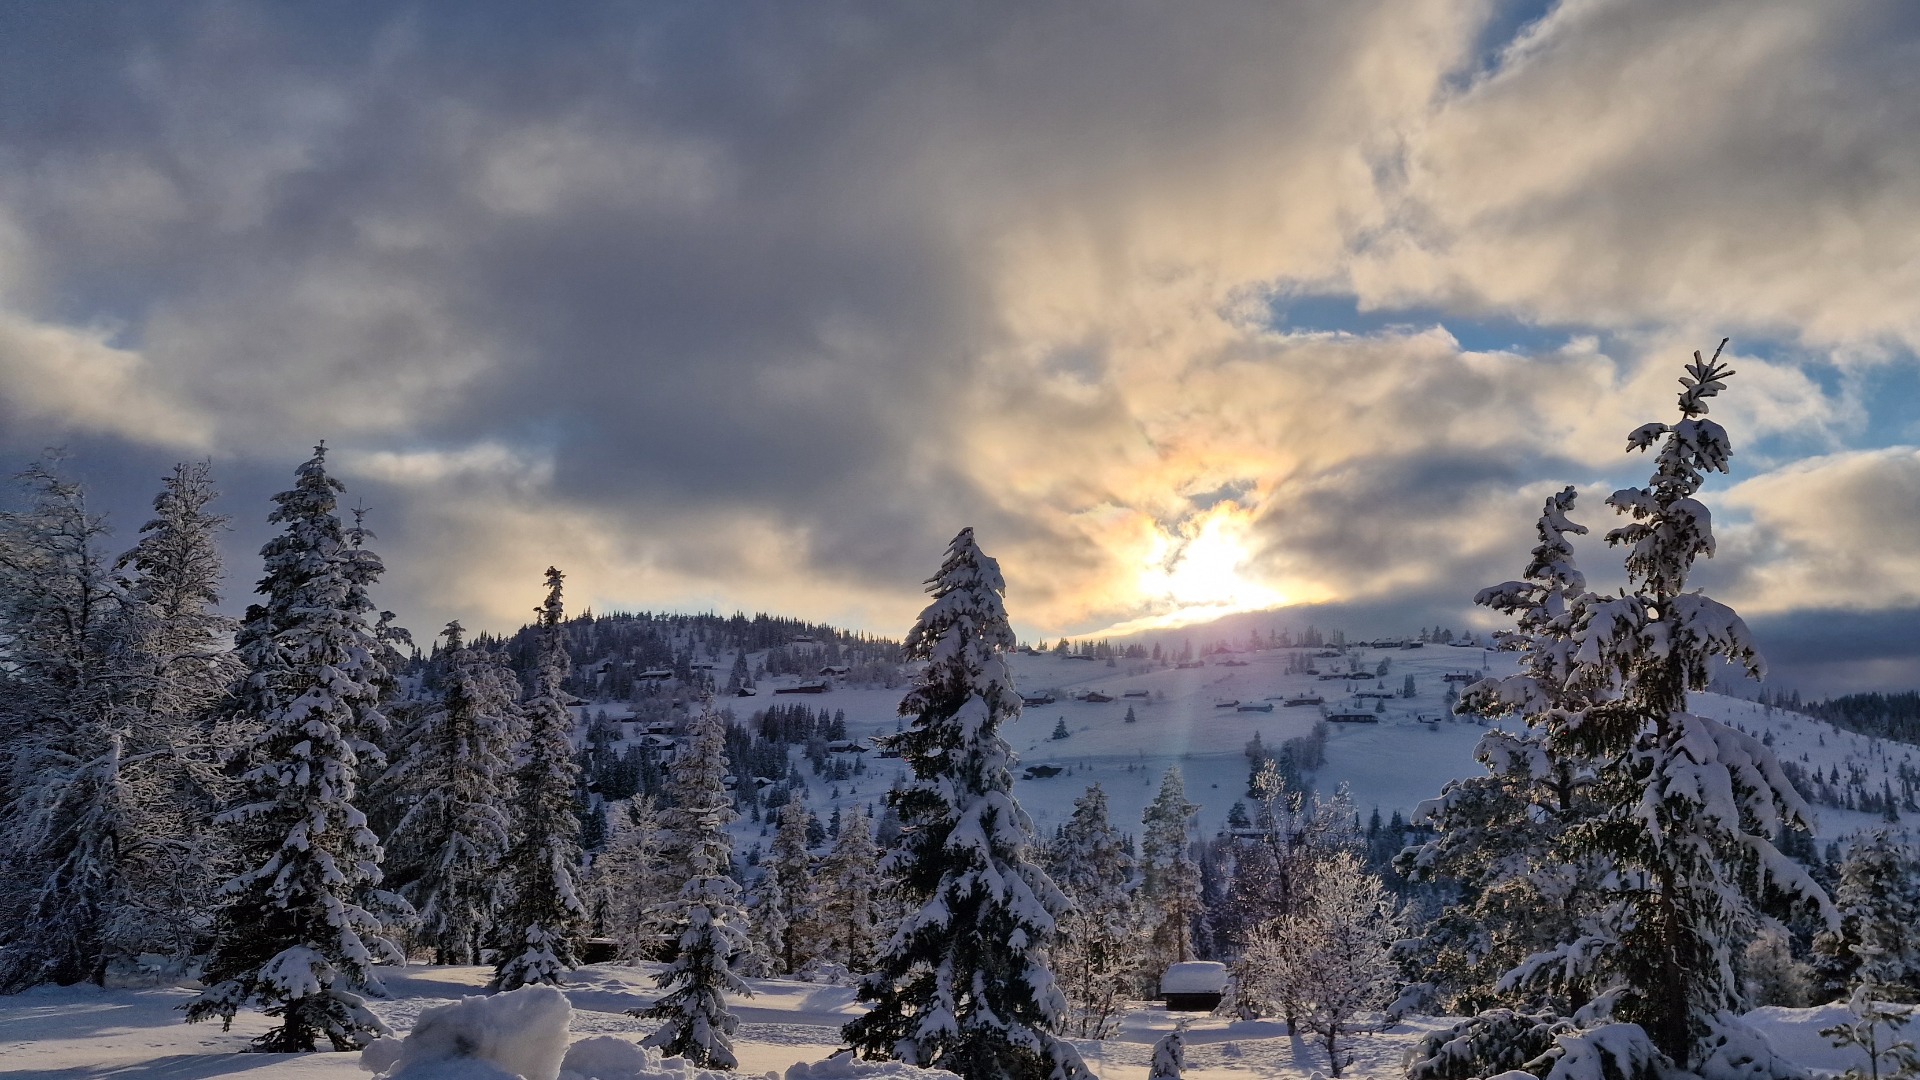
[[706, 644, 1914, 846]]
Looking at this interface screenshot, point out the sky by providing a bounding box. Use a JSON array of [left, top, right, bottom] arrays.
[[4, 0, 1920, 696]]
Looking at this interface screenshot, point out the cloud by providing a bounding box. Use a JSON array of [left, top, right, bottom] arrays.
[[0, 0, 1910, 678], [1719, 447, 1920, 614], [1357, 0, 1920, 349], [0, 309, 214, 450]]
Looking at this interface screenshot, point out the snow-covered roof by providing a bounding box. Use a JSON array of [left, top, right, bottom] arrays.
[[1159, 961, 1228, 994]]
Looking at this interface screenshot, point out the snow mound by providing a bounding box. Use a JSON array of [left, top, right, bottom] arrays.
[[362, 985, 573, 1080], [785, 1052, 952, 1080], [560, 1035, 768, 1080]]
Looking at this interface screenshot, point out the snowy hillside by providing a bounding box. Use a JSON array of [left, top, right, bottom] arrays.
[[622, 642, 1914, 849]]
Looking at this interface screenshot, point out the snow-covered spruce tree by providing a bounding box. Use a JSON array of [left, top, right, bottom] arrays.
[[1242, 850, 1408, 1077], [493, 567, 586, 990], [114, 461, 244, 967], [818, 803, 881, 973], [1813, 831, 1920, 1001], [1397, 487, 1612, 1015], [589, 797, 670, 962], [0, 463, 140, 992], [841, 528, 1087, 1080], [744, 860, 789, 979], [185, 445, 403, 1051], [1141, 767, 1204, 975], [379, 622, 517, 964], [1149, 1025, 1186, 1080], [768, 795, 821, 974], [638, 706, 751, 1069], [1467, 346, 1833, 1071], [1048, 782, 1141, 1038]]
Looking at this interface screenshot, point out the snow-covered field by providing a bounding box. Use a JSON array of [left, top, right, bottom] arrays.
[[0, 963, 1902, 1080]]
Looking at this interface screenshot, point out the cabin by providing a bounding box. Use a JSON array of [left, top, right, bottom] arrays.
[[1023, 764, 1064, 779], [1176, 660, 1206, 669], [1401, 641, 1424, 649], [1284, 694, 1324, 707], [1123, 690, 1150, 698], [1160, 961, 1229, 1012], [1216, 659, 1249, 667], [578, 937, 620, 964], [1082, 691, 1114, 704], [1318, 671, 1351, 680], [1237, 703, 1273, 713], [819, 664, 852, 677], [1327, 711, 1380, 724], [1021, 693, 1057, 706], [775, 679, 831, 694], [1442, 672, 1478, 684], [734, 686, 758, 697], [1066, 654, 1096, 661], [636, 669, 675, 682], [1214, 700, 1240, 709], [1355, 690, 1395, 699], [825, 740, 867, 754]]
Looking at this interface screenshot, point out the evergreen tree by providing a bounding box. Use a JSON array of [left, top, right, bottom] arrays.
[[493, 568, 586, 990], [842, 528, 1087, 1080], [115, 461, 243, 965], [1141, 767, 1203, 972], [590, 797, 670, 962], [639, 707, 750, 1068], [379, 622, 518, 964], [1436, 346, 1835, 1069], [185, 445, 401, 1051], [745, 862, 788, 979], [1399, 487, 1611, 1015], [818, 804, 881, 973], [768, 796, 820, 974], [1048, 783, 1140, 1038], [1814, 831, 1920, 1001], [1148, 1026, 1186, 1080]]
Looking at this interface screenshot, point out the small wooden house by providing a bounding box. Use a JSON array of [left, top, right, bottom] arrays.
[[1160, 961, 1228, 1011]]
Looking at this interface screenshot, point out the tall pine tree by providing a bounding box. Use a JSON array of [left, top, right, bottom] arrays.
[[818, 803, 881, 973], [1047, 783, 1139, 1038], [185, 445, 401, 1051], [842, 528, 1086, 1080], [1141, 767, 1203, 973], [380, 622, 518, 964], [1399, 487, 1611, 1015], [1429, 347, 1836, 1071], [640, 707, 750, 1069], [493, 568, 586, 990]]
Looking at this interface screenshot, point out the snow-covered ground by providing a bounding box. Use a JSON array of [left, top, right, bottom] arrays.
[[0, 963, 1905, 1080]]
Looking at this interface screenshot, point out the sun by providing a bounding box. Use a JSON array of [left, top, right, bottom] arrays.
[[1135, 505, 1286, 622]]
